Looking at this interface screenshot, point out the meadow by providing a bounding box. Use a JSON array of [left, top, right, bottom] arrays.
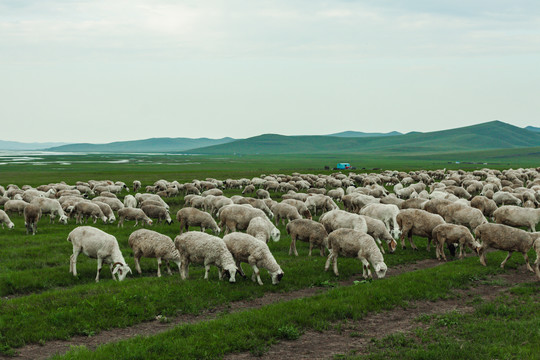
[[0, 152, 538, 359]]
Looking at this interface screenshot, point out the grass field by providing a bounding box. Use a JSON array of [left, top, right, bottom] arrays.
[[0, 152, 539, 359]]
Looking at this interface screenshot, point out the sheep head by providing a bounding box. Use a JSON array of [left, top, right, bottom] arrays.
[[112, 262, 132, 281]]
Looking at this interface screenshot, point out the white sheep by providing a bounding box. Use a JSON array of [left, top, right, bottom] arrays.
[[30, 197, 68, 224], [68, 226, 132, 282], [0, 209, 14, 229], [128, 229, 181, 277], [124, 194, 138, 208], [493, 206, 540, 232], [117, 208, 153, 227], [174, 231, 238, 282], [223, 232, 284, 285], [319, 209, 368, 234], [246, 216, 281, 243], [359, 203, 401, 240]]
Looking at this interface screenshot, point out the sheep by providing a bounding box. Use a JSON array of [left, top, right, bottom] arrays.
[[281, 199, 312, 219], [423, 198, 454, 216], [218, 204, 270, 234], [319, 209, 368, 234], [242, 184, 255, 194], [305, 195, 338, 215], [0, 209, 14, 230], [285, 219, 328, 257], [4, 199, 28, 216], [470, 196, 498, 218], [30, 197, 68, 224], [475, 223, 540, 279], [117, 208, 153, 227], [438, 202, 488, 231], [73, 201, 108, 224], [493, 191, 522, 206], [23, 204, 41, 235], [133, 180, 141, 192], [93, 201, 116, 223], [359, 203, 401, 240], [92, 196, 124, 211], [128, 229, 181, 277], [176, 207, 220, 234], [256, 189, 270, 199], [209, 196, 233, 216], [327, 188, 345, 202], [201, 188, 223, 197], [359, 215, 398, 254], [134, 193, 169, 209], [432, 223, 480, 261], [223, 232, 284, 285], [246, 216, 281, 243], [396, 209, 445, 251], [493, 206, 540, 232], [141, 205, 173, 225], [234, 197, 274, 219], [124, 194, 137, 208], [174, 231, 238, 282], [271, 202, 301, 225], [401, 198, 428, 210], [68, 226, 132, 282], [324, 228, 387, 279]]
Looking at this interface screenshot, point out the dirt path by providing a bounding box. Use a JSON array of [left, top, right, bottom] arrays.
[[0, 258, 447, 360], [225, 267, 533, 360]]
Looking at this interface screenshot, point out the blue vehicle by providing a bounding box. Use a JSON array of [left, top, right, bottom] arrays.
[[336, 163, 351, 170]]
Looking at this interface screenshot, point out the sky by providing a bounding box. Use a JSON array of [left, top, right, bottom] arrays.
[[1, 0, 539, 143]]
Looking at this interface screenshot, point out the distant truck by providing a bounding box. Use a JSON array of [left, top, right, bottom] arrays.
[[336, 163, 351, 170]]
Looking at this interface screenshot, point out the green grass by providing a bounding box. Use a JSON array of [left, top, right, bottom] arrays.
[[50, 254, 537, 360]]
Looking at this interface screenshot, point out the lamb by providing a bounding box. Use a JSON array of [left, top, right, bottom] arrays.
[[319, 209, 368, 234], [128, 229, 181, 277], [246, 216, 281, 243], [68, 226, 132, 282], [432, 223, 480, 261], [286, 219, 328, 257], [117, 208, 153, 227], [141, 205, 173, 225], [359, 215, 398, 254], [123, 194, 137, 208], [0, 209, 14, 229], [174, 231, 238, 282], [396, 209, 445, 251], [30, 197, 68, 224], [73, 201, 108, 224], [218, 204, 270, 234], [92, 196, 124, 211], [438, 203, 488, 231], [359, 203, 401, 240], [470, 196, 498, 218], [493, 206, 540, 232], [324, 228, 387, 279], [223, 233, 284, 285], [281, 199, 312, 219], [475, 223, 540, 279], [176, 207, 220, 234], [271, 202, 301, 225], [493, 191, 522, 206], [4, 199, 28, 215], [93, 201, 116, 223]]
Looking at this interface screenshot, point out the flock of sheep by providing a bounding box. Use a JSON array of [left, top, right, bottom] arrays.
[[1, 166, 540, 286]]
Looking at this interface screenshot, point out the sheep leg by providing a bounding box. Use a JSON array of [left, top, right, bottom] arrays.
[[251, 264, 263, 285], [500, 251, 513, 269], [458, 240, 465, 259], [332, 253, 339, 276], [156, 257, 162, 277], [319, 245, 325, 257], [173, 260, 181, 275], [289, 235, 298, 256], [375, 238, 385, 254], [236, 261, 246, 278], [134, 254, 142, 274], [522, 252, 534, 272], [134, 219, 139, 227], [308, 243, 313, 257], [96, 257, 103, 282], [164, 260, 173, 275], [479, 247, 488, 266], [426, 236, 432, 252], [360, 257, 372, 279], [180, 260, 189, 280], [204, 264, 211, 280], [70, 248, 81, 276], [324, 250, 333, 272]]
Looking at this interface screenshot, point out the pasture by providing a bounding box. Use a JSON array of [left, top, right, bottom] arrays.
[[0, 153, 539, 359]]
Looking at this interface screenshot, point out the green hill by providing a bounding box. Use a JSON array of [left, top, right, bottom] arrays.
[[47, 137, 235, 153], [188, 121, 540, 155], [328, 131, 402, 137], [525, 126, 540, 133]]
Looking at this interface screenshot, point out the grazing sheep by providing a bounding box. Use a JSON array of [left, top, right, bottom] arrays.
[[400, 198, 428, 210], [319, 209, 368, 234], [396, 209, 445, 251], [235, 197, 274, 219], [30, 197, 68, 224], [174, 231, 238, 282], [359, 203, 401, 240], [359, 215, 398, 254], [439, 203, 488, 231], [305, 195, 339, 215], [256, 189, 270, 199], [68, 226, 132, 282], [4, 199, 28, 215], [124, 194, 137, 208], [93, 201, 116, 223], [242, 184, 255, 194], [325, 229, 387, 279], [286, 219, 328, 256], [281, 199, 312, 219], [247, 217, 281, 243], [92, 196, 124, 211], [223, 232, 284, 285], [470, 196, 498, 218], [23, 204, 41, 235], [201, 188, 223, 197], [133, 180, 141, 192], [271, 202, 301, 225], [0, 209, 14, 229], [141, 205, 173, 225], [73, 201, 108, 224], [423, 198, 454, 216], [475, 223, 540, 279], [327, 188, 345, 202], [493, 206, 540, 232], [493, 191, 522, 206], [176, 207, 220, 234], [117, 208, 153, 228], [128, 229, 181, 277], [134, 193, 169, 209], [432, 223, 480, 261], [218, 204, 270, 234]]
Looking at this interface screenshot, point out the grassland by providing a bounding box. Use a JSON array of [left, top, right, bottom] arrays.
[[0, 152, 539, 359]]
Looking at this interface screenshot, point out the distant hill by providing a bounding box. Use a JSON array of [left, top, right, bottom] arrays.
[[188, 121, 540, 155], [47, 137, 236, 153], [525, 126, 540, 133], [0, 140, 70, 151], [329, 131, 402, 137]]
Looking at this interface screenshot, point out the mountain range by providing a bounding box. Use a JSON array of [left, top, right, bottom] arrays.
[[0, 121, 538, 155]]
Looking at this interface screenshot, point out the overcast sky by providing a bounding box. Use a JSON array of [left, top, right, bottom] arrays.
[[1, 0, 539, 143]]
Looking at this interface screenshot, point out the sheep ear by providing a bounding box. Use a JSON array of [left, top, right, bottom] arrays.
[[112, 265, 119, 275]]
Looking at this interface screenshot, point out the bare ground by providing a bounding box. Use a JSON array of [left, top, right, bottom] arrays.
[[4, 257, 528, 360]]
